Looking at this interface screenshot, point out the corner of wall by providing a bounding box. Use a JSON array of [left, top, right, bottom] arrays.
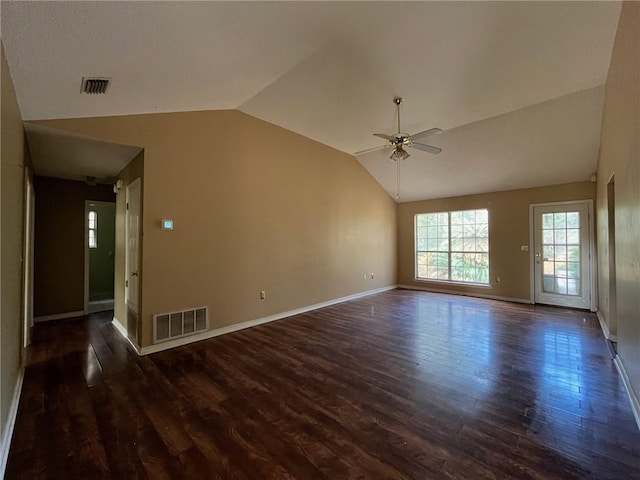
[[0, 38, 27, 476], [596, 1, 640, 426]]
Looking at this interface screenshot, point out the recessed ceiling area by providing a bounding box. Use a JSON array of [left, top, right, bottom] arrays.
[[24, 123, 142, 183], [1, 1, 621, 201]]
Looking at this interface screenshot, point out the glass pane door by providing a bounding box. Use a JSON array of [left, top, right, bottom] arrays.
[[534, 203, 591, 309]]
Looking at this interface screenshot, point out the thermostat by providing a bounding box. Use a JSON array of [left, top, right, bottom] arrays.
[[161, 219, 174, 230]]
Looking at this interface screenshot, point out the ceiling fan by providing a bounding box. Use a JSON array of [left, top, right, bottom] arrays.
[[354, 97, 443, 161]]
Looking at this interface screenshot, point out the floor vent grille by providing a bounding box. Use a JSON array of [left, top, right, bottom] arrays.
[[154, 307, 208, 344]]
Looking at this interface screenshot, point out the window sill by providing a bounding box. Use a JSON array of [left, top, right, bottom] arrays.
[[412, 278, 493, 289]]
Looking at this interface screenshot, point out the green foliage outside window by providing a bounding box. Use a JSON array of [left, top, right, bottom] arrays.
[[415, 209, 489, 284]]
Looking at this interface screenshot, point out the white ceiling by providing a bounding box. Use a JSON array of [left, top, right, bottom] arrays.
[[1, 1, 621, 201], [360, 86, 605, 201]]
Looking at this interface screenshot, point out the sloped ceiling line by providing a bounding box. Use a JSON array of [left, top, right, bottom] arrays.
[[1, 1, 621, 201]]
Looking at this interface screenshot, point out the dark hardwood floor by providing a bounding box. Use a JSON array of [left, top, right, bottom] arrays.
[[6, 289, 640, 479]]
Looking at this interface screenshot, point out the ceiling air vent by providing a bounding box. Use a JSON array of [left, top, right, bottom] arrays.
[[81, 77, 111, 95]]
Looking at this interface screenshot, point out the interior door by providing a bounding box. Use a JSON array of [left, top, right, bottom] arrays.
[[125, 179, 141, 313], [533, 202, 591, 309]]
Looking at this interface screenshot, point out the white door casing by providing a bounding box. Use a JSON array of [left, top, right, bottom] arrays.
[[531, 201, 594, 310], [125, 178, 141, 313], [22, 169, 35, 349]]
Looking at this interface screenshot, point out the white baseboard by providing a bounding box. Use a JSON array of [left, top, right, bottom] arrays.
[[111, 316, 127, 338], [112, 285, 397, 356], [34, 310, 85, 323], [398, 284, 531, 304], [112, 317, 142, 355], [596, 310, 617, 341], [614, 355, 640, 433], [0, 368, 25, 478]]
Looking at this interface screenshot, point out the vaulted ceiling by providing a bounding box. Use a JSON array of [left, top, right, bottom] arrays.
[[1, 1, 621, 201]]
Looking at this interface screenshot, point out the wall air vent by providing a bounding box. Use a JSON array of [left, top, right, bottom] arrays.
[[153, 307, 208, 344], [81, 77, 111, 95]]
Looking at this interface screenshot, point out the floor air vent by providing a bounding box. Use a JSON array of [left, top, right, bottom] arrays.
[[154, 307, 208, 344]]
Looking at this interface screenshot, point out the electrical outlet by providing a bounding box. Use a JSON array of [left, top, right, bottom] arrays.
[[260, 291, 266, 300]]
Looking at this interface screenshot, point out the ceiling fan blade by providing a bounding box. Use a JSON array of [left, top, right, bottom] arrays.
[[353, 144, 391, 156], [410, 128, 443, 140], [373, 133, 395, 141], [410, 142, 442, 155]]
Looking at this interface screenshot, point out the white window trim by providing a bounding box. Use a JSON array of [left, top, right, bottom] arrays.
[[412, 277, 493, 289], [414, 209, 490, 286]]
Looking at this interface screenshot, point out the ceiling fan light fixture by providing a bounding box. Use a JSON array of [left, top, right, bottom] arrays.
[[356, 96, 443, 200], [390, 147, 409, 162]]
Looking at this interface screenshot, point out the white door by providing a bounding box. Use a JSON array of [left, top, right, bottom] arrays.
[[533, 202, 591, 309], [125, 179, 141, 313]]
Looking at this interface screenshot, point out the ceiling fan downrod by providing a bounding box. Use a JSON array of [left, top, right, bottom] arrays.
[[394, 97, 403, 135]]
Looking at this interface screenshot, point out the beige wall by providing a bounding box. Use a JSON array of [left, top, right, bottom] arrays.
[[1, 42, 25, 444], [33, 176, 115, 317], [596, 3, 639, 402], [398, 182, 596, 301], [40, 110, 397, 347], [114, 151, 144, 345]]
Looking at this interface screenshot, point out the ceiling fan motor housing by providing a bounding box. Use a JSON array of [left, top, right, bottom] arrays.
[[394, 135, 411, 144]]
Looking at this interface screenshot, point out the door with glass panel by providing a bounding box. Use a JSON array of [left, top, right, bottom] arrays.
[[533, 203, 591, 309]]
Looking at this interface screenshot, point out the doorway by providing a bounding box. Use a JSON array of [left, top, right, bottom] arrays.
[[84, 200, 116, 313], [531, 200, 595, 310]]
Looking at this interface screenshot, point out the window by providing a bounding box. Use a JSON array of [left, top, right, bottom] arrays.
[[415, 208, 489, 284], [541, 211, 581, 295], [88, 210, 98, 249]]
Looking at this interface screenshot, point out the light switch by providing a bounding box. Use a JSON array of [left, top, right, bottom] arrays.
[[162, 219, 174, 230], [521, 245, 529, 252]]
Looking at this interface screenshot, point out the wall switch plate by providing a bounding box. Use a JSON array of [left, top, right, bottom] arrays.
[[521, 245, 529, 252], [162, 219, 174, 230], [260, 291, 266, 300]]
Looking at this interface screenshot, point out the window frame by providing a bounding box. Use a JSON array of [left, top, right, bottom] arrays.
[[414, 208, 490, 286]]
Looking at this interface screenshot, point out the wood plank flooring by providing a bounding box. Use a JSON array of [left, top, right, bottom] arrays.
[[6, 289, 640, 479]]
